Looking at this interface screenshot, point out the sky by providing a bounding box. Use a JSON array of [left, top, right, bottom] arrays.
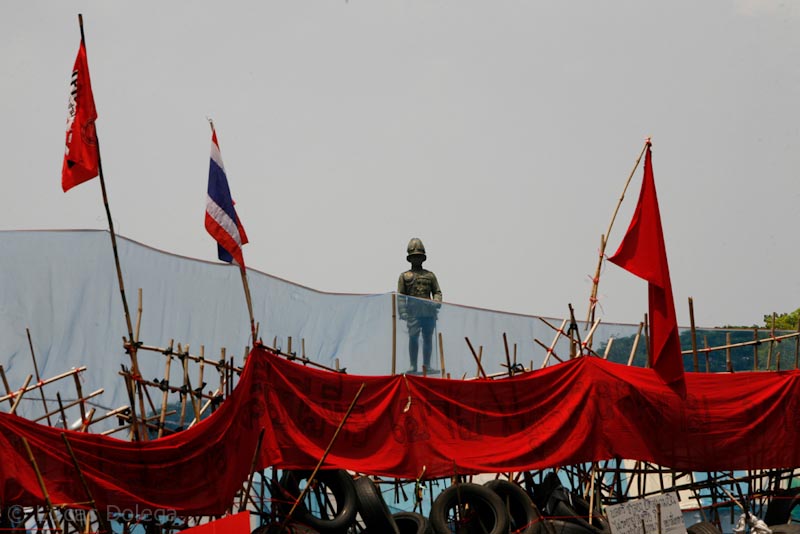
[[2, 1, 798, 329]]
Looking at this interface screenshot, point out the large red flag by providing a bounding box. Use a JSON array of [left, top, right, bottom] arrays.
[[62, 41, 99, 192], [608, 142, 685, 392]]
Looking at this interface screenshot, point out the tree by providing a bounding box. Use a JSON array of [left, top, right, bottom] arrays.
[[764, 308, 800, 331]]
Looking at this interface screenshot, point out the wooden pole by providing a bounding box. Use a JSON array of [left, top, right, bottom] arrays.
[[10, 374, 33, 415], [21, 436, 61, 532], [502, 333, 513, 378], [61, 431, 112, 534], [540, 319, 568, 368], [438, 332, 446, 378], [0, 366, 88, 404], [0, 365, 13, 408], [603, 338, 614, 360], [239, 428, 266, 513], [795, 320, 800, 370], [753, 328, 759, 371], [158, 342, 173, 438], [627, 322, 644, 366], [688, 298, 699, 372], [280, 383, 367, 532], [586, 140, 650, 326], [464, 338, 487, 378], [726, 332, 733, 373], [26, 328, 52, 425], [392, 293, 397, 375]]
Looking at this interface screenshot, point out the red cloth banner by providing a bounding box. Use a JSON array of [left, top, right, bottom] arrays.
[[2, 347, 800, 514], [183, 512, 250, 533], [62, 41, 99, 192], [608, 142, 685, 392]]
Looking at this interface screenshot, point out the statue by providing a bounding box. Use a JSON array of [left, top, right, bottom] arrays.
[[397, 238, 442, 374]]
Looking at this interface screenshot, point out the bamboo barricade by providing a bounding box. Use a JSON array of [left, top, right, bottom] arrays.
[[0, 366, 88, 404], [585, 140, 650, 328], [464, 337, 487, 379], [538, 318, 568, 368]]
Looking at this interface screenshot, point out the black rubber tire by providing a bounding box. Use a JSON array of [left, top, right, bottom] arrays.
[[529, 472, 564, 513], [686, 521, 722, 534], [278, 470, 358, 534], [765, 488, 800, 526], [545, 519, 598, 534], [430, 482, 508, 534], [393, 512, 433, 534], [546, 489, 609, 534], [484, 479, 545, 534], [768, 526, 800, 534], [355, 476, 400, 534]]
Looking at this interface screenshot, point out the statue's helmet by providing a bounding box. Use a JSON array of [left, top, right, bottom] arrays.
[[406, 238, 427, 262]]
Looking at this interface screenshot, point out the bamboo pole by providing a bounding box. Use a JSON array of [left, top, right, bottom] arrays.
[[726, 332, 733, 373], [33, 389, 105, 423], [603, 338, 614, 360], [753, 328, 759, 371], [644, 313, 651, 368], [10, 375, 33, 415], [158, 340, 174, 438], [79, 408, 96, 432], [438, 332, 446, 378], [392, 293, 397, 375], [0, 366, 88, 404], [239, 428, 266, 513], [279, 383, 367, 533], [21, 436, 61, 532], [585, 140, 650, 326], [56, 392, 69, 430], [540, 318, 568, 368], [796, 319, 800, 370], [689, 298, 699, 372], [463, 338, 487, 378], [768, 312, 776, 369], [703, 336, 710, 373], [503, 333, 513, 378], [26, 328, 52, 425], [535, 338, 563, 364], [0, 365, 13, 408], [627, 322, 644, 366]]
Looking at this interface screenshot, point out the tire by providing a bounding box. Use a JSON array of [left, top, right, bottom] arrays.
[[430, 482, 508, 534], [765, 488, 800, 526], [546, 490, 609, 534], [278, 470, 358, 534], [393, 512, 433, 534], [355, 476, 400, 534], [484, 479, 545, 534], [529, 472, 564, 513], [686, 521, 722, 534], [545, 519, 597, 534], [768, 526, 800, 534]]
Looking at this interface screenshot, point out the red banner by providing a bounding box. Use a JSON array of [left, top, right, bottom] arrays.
[[184, 513, 250, 533], [2, 347, 800, 514]]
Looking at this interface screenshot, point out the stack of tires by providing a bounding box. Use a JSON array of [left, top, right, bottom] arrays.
[[262, 470, 615, 534]]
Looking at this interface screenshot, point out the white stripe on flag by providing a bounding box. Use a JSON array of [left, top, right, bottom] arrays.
[[206, 195, 242, 247], [210, 140, 225, 172]]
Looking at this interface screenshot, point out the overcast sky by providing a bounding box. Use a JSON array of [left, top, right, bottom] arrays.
[[2, 1, 798, 329]]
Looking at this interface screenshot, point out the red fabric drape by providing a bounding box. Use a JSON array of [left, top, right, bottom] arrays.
[[609, 143, 685, 392], [2, 347, 800, 514]]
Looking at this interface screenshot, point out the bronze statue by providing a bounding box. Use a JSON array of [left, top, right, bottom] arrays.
[[397, 238, 442, 374]]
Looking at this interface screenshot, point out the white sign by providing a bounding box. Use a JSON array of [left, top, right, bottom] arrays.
[[606, 493, 687, 534]]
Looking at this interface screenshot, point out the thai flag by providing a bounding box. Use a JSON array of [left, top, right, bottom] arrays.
[[205, 127, 248, 267]]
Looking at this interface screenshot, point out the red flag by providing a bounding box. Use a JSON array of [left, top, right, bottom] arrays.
[[182, 512, 250, 533], [62, 41, 99, 192], [608, 142, 685, 392]]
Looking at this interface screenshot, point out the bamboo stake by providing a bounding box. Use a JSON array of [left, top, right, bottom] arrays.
[[73, 371, 87, 423], [158, 340, 174, 438], [464, 338, 487, 378], [627, 322, 644, 366], [392, 293, 397, 375], [703, 336, 710, 373], [239, 428, 266, 512], [540, 318, 568, 368], [79, 407, 96, 432], [21, 436, 60, 532], [135, 288, 143, 346], [603, 338, 614, 360], [280, 383, 367, 532], [586, 140, 650, 326], [26, 328, 52, 425], [10, 374, 33, 414], [689, 298, 699, 372], [796, 319, 800, 370], [768, 312, 776, 369], [753, 328, 759, 371], [503, 333, 513, 378], [0, 365, 13, 408], [56, 392, 69, 429], [678, 331, 799, 355], [438, 332, 446, 378], [726, 332, 733, 373], [535, 338, 563, 364]]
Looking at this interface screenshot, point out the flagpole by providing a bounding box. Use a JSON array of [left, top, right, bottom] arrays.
[[206, 119, 258, 345], [584, 138, 650, 329], [78, 14, 146, 440]]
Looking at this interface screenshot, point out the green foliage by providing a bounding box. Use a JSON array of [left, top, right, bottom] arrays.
[[764, 308, 800, 331]]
